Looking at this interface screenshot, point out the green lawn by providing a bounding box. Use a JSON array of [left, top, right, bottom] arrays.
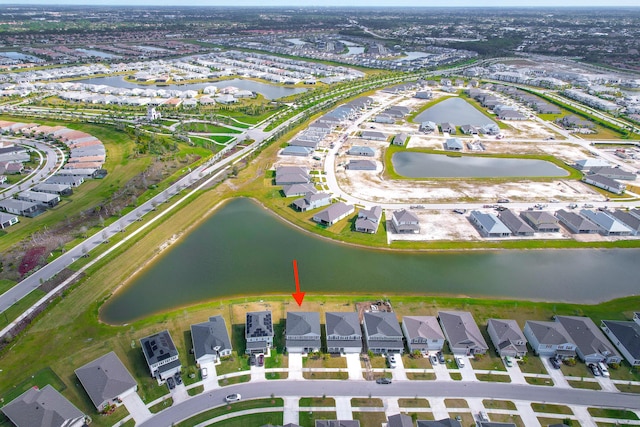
[[483, 399, 516, 410], [299, 397, 336, 407], [351, 397, 383, 407], [207, 412, 283, 426], [0, 367, 66, 404], [352, 411, 387, 426], [531, 403, 573, 415], [187, 385, 204, 396], [588, 408, 639, 420], [567, 380, 601, 390], [175, 398, 283, 427], [399, 398, 430, 408], [149, 397, 173, 413], [476, 373, 511, 383]]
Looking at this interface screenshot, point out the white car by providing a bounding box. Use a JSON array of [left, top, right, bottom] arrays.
[[387, 354, 397, 368], [225, 393, 241, 403], [455, 356, 465, 368], [201, 367, 208, 379], [598, 362, 610, 377]]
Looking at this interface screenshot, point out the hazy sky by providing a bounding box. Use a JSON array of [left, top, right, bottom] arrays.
[[1, 0, 639, 6]]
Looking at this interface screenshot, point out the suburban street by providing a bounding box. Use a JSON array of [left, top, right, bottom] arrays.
[[138, 379, 640, 427]]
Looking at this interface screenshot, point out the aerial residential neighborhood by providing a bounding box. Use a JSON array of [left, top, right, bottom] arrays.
[[0, 3, 639, 427]]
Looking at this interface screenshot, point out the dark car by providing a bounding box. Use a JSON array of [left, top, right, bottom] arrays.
[[437, 352, 445, 363], [258, 354, 264, 367], [588, 363, 601, 376], [174, 373, 182, 385], [549, 357, 561, 369], [167, 377, 175, 389], [249, 355, 256, 366], [376, 377, 392, 384]]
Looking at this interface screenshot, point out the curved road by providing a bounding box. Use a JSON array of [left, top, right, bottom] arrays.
[[139, 379, 640, 427]]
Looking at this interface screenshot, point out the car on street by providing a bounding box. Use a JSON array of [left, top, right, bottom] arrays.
[[167, 377, 175, 389], [437, 352, 445, 363], [455, 356, 465, 368], [549, 357, 561, 369], [588, 363, 601, 376], [387, 354, 397, 368], [225, 393, 241, 403], [376, 377, 392, 384], [430, 354, 438, 365]]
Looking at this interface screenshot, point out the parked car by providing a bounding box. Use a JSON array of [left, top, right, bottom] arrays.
[[387, 354, 397, 369], [549, 357, 561, 369], [497, 198, 510, 203], [258, 353, 264, 367], [249, 355, 256, 366], [588, 363, 601, 376], [167, 376, 175, 389], [376, 377, 392, 384], [174, 373, 182, 385], [455, 356, 465, 368], [478, 411, 490, 422], [201, 367, 208, 379], [504, 356, 513, 367], [225, 393, 241, 402], [429, 354, 438, 365], [437, 352, 445, 363], [598, 362, 610, 377]]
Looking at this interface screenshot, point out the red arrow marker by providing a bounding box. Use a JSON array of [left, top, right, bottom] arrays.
[[292, 259, 305, 306]]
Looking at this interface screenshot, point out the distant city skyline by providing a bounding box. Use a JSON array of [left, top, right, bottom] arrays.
[[2, 0, 639, 6]]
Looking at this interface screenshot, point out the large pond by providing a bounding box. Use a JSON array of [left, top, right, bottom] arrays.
[[414, 97, 496, 127], [392, 152, 570, 178], [74, 76, 307, 100], [101, 198, 640, 324]]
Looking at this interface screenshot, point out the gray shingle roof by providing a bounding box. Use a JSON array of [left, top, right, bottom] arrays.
[[1, 385, 85, 427], [526, 320, 573, 345], [438, 311, 488, 352], [611, 210, 640, 232], [326, 312, 361, 337], [417, 419, 462, 427], [388, 414, 414, 427], [363, 311, 402, 338], [191, 315, 232, 362], [487, 319, 527, 354], [287, 312, 320, 337], [602, 320, 640, 360], [315, 421, 360, 427], [75, 351, 137, 410], [403, 316, 444, 341], [580, 210, 632, 233], [555, 316, 620, 360], [498, 209, 534, 234], [555, 210, 600, 233], [313, 203, 354, 224]]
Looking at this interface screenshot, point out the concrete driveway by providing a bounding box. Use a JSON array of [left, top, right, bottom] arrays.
[[504, 359, 527, 384], [391, 355, 408, 381], [345, 353, 363, 380], [200, 362, 219, 391], [541, 357, 570, 388], [121, 392, 152, 424], [457, 356, 477, 381], [288, 353, 303, 380]]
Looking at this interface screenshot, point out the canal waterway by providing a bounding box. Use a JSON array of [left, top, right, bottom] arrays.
[[414, 97, 496, 127], [392, 152, 570, 178], [75, 76, 307, 100], [101, 198, 640, 324]]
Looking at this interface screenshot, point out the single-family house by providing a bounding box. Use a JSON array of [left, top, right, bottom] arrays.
[[391, 209, 420, 234], [574, 158, 610, 170], [282, 183, 317, 198], [362, 311, 404, 354], [355, 205, 382, 234], [523, 320, 576, 359], [519, 211, 560, 232], [439, 123, 456, 134], [498, 110, 527, 120], [75, 351, 138, 411], [347, 146, 375, 157], [415, 91, 432, 99], [0, 199, 41, 217], [16, 190, 60, 208], [374, 114, 395, 124], [601, 315, 640, 366], [580, 209, 632, 236], [140, 330, 182, 380], [402, 316, 445, 353], [392, 133, 409, 146], [292, 192, 331, 212], [33, 183, 73, 196], [325, 312, 362, 354], [469, 211, 511, 237], [611, 210, 640, 235], [588, 167, 636, 181], [419, 121, 437, 133], [417, 419, 462, 427], [438, 311, 488, 355], [281, 146, 313, 157], [312, 203, 354, 226], [286, 311, 321, 353], [191, 315, 232, 365], [555, 209, 600, 234], [460, 124, 479, 135], [46, 175, 84, 187], [1, 385, 86, 427], [555, 315, 622, 364], [289, 138, 319, 150], [0, 212, 19, 229], [246, 311, 273, 355], [388, 414, 414, 427], [275, 166, 309, 185], [347, 160, 376, 171], [360, 131, 387, 141], [582, 174, 626, 194], [0, 161, 24, 174], [443, 138, 463, 151], [487, 319, 527, 357], [498, 209, 534, 236]]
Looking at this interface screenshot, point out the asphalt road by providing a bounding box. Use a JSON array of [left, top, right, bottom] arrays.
[[139, 379, 640, 427]]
